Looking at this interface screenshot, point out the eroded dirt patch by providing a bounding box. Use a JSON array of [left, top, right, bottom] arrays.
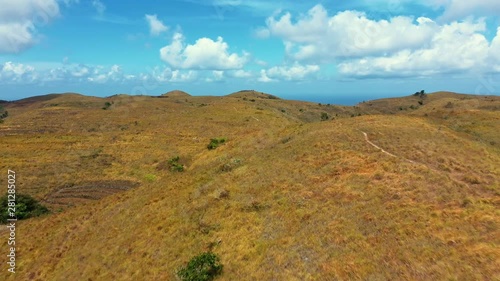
[[43, 180, 140, 209]]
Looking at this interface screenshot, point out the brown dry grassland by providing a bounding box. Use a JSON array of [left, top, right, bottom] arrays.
[[0, 90, 498, 280]]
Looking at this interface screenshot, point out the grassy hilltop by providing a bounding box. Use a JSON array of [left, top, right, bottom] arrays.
[[0, 90, 499, 280]]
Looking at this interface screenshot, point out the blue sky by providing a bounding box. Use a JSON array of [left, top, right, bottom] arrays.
[[1, 0, 500, 103]]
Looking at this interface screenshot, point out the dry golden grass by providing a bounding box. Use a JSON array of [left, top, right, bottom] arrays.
[[0, 91, 498, 280]]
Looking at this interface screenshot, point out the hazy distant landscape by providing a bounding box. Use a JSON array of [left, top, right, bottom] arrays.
[[1, 0, 500, 280]]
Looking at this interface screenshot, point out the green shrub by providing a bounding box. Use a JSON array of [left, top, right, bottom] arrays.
[[102, 102, 112, 110], [219, 158, 242, 172], [320, 112, 329, 121], [144, 174, 157, 182], [207, 138, 226, 150], [0, 194, 49, 223], [177, 252, 223, 281], [168, 156, 184, 172]]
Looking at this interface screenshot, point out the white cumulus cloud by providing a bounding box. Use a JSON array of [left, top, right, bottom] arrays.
[[160, 32, 249, 70], [435, 0, 500, 21], [258, 69, 275, 82], [489, 27, 500, 71], [263, 63, 320, 81], [231, 69, 252, 78], [264, 5, 439, 61], [0, 61, 36, 82], [338, 19, 496, 78], [0, 0, 61, 53], [260, 4, 500, 78], [145, 14, 168, 36]]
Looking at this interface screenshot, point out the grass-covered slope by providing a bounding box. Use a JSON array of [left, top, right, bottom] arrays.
[[0, 92, 498, 280]]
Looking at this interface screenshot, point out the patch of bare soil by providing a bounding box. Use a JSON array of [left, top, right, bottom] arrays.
[[43, 180, 140, 209]]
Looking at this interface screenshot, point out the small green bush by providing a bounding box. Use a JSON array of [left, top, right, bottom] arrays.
[[207, 138, 226, 150], [177, 252, 223, 281], [0, 194, 49, 223], [219, 158, 242, 172], [144, 174, 157, 182], [320, 112, 329, 121], [168, 156, 184, 172], [102, 102, 112, 110]]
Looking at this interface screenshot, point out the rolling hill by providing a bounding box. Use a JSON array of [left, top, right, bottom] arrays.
[[161, 90, 192, 98], [0, 91, 498, 280]]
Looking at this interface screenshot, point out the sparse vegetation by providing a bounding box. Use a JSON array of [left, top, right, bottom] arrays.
[[0, 109, 8, 119], [207, 137, 227, 150], [102, 101, 112, 110], [1, 91, 499, 281], [219, 158, 242, 172], [0, 194, 49, 223], [177, 252, 223, 281], [413, 90, 426, 97], [168, 156, 185, 172], [144, 174, 157, 182], [321, 112, 329, 121]]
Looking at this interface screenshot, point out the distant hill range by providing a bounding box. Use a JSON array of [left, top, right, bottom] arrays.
[[227, 89, 281, 100], [161, 90, 192, 97]]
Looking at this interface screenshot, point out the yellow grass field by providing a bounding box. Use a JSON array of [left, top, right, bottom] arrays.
[[0, 90, 498, 280]]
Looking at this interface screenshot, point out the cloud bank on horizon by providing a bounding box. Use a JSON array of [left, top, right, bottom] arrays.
[[0, 0, 499, 100]]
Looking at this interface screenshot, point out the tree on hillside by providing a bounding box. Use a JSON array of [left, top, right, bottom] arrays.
[[321, 112, 329, 121], [413, 90, 426, 98]]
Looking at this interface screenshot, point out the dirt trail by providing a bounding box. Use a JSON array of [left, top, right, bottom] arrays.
[[361, 131, 416, 164]]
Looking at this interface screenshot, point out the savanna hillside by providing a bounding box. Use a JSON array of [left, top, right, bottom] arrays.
[[0, 90, 499, 280]]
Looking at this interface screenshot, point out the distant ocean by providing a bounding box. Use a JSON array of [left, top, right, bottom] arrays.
[[283, 94, 385, 106]]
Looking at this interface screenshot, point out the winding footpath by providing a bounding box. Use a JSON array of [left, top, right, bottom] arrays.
[[360, 131, 416, 164]]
